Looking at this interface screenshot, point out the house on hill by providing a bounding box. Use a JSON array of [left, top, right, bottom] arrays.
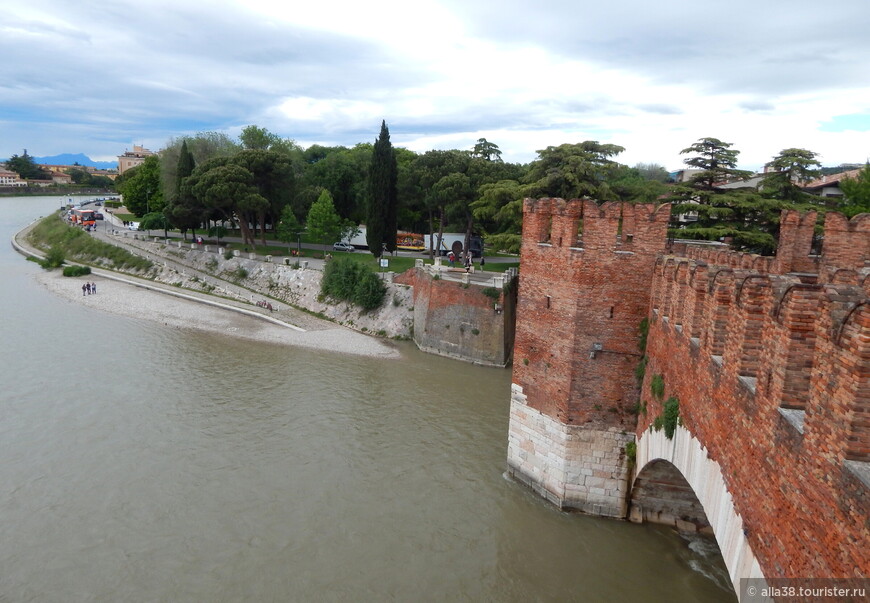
[[0, 168, 26, 187], [801, 168, 862, 199], [118, 145, 155, 174]]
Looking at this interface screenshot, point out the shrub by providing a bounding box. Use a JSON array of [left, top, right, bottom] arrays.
[[224, 250, 234, 260], [624, 441, 637, 465], [638, 317, 650, 352], [635, 356, 648, 385], [62, 265, 91, 277], [41, 246, 66, 269], [481, 287, 501, 300], [663, 397, 680, 440], [650, 374, 665, 400], [321, 257, 386, 311]]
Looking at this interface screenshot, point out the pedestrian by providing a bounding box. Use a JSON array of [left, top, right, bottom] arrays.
[[82, 283, 87, 296], [464, 255, 471, 272], [91, 282, 97, 294], [86, 282, 91, 295], [480, 256, 485, 268]]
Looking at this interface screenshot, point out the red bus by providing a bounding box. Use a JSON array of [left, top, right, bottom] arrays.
[[70, 208, 96, 227]]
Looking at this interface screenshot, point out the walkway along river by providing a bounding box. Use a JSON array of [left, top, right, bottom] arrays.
[[1, 196, 735, 601]]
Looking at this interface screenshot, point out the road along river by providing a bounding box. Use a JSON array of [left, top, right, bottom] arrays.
[[1, 196, 735, 601]]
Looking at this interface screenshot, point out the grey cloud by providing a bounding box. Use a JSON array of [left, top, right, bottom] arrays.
[[444, 0, 870, 96]]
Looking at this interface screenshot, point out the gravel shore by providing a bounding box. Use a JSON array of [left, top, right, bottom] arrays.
[[34, 270, 401, 359]]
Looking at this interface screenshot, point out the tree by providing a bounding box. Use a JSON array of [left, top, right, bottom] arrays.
[[190, 162, 267, 247], [305, 190, 344, 245], [366, 121, 398, 257], [139, 211, 170, 237], [670, 137, 778, 253], [524, 141, 625, 199], [240, 125, 281, 150], [301, 144, 371, 223], [679, 137, 752, 192], [5, 150, 50, 180], [160, 131, 241, 202], [839, 163, 870, 217], [275, 204, 303, 251], [117, 155, 163, 217], [231, 149, 296, 245], [175, 140, 196, 194], [760, 148, 822, 203], [471, 138, 503, 162], [471, 179, 525, 253], [633, 163, 670, 183]]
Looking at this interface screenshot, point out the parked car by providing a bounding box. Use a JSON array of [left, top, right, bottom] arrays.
[[128, 222, 140, 231], [332, 242, 355, 252], [94, 212, 104, 220]]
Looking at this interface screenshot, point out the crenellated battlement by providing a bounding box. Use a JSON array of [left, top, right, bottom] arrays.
[[521, 198, 671, 257], [649, 254, 869, 462]]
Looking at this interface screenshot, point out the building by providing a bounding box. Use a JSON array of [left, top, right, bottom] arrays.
[[117, 145, 156, 174], [802, 168, 862, 199], [0, 168, 26, 187]]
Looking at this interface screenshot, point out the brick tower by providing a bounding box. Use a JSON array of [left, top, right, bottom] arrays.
[[507, 199, 670, 516]]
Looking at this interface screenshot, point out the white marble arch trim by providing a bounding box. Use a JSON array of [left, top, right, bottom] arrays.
[[635, 425, 767, 600]]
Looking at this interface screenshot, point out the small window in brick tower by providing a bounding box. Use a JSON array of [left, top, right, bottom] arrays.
[[546, 295, 551, 308]]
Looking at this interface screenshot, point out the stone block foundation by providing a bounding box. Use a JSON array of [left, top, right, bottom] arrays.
[[506, 384, 633, 517]]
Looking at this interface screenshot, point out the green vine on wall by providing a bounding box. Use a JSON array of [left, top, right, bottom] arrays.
[[650, 374, 665, 400], [663, 397, 680, 440], [624, 441, 637, 468]]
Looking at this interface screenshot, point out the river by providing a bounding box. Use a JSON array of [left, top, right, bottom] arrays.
[[0, 196, 735, 602]]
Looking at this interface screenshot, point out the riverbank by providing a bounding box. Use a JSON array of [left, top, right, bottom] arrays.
[[34, 270, 400, 357], [15, 220, 400, 358]]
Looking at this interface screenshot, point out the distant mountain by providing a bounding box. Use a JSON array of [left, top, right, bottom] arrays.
[[33, 153, 117, 170]]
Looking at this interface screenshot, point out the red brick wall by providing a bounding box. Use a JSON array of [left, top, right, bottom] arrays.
[[638, 237, 869, 579], [512, 199, 670, 426]]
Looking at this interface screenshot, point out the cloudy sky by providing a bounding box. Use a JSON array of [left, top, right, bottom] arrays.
[[2, 0, 868, 171]]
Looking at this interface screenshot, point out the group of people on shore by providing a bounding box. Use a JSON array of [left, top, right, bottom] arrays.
[[82, 282, 97, 296]]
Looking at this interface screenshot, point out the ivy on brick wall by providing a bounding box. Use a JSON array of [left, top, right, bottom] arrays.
[[663, 397, 680, 439]]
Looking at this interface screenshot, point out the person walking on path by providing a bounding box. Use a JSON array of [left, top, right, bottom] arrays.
[[85, 282, 91, 295], [91, 282, 97, 294], [82, 283, 87, 296]]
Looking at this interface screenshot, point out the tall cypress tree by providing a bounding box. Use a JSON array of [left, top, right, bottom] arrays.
[[175, 139, 196, 193], [367, 120, 398, 257]]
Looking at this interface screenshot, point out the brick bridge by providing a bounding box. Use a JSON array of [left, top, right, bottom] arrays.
[[506, 199, 868, 596]]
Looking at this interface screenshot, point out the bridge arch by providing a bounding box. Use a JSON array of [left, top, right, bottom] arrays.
[[631, 424, 767, 596]]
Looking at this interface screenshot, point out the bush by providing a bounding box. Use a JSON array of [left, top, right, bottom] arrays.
[[321, 257, 386, 311], [224, 250, 234, 260], [481, 287, 501, 300], [41, 246, 66, 269], [650, 374, 665, 400], [62, 265, 91, 277], [663, 397, 680, 440]]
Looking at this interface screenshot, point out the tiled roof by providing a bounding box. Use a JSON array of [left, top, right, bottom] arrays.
[[802, 168, 862, 189]]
